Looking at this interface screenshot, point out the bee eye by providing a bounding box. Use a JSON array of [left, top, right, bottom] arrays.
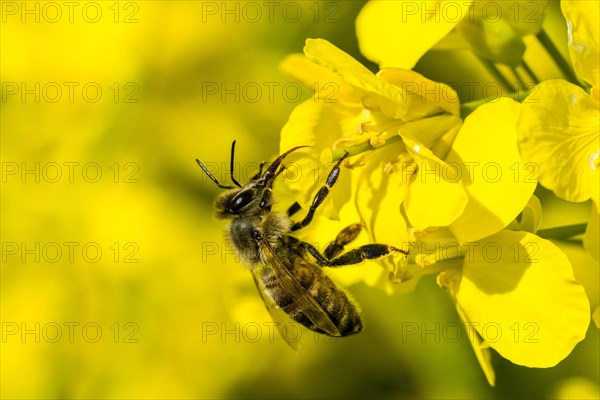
[[228, 190, 255, 213]]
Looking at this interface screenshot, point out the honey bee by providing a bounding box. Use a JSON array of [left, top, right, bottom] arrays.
[[197, 141, 406, 347]]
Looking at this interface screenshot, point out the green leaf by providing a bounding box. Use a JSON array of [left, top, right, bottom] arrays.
[[584, 203, 599, 261]]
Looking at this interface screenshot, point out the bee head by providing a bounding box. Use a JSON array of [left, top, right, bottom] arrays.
[[214, 184, 261, 219], [197, 141, 310, 218]]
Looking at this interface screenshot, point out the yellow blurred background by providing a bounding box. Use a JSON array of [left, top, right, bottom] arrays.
[[1, 1, 598, 398]]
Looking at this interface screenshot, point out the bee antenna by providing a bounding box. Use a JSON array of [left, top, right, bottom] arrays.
[[230, 140, 242, 188], [196, 158, 235, 189]]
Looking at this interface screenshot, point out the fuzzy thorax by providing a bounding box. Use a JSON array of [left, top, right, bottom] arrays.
[[226, 212, 292, 267]]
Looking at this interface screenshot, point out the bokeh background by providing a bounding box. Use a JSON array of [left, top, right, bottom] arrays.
[[1, 1, 598, 399]]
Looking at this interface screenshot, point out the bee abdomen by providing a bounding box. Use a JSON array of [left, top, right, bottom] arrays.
[[312, 276, 362, 336], [262, 267, 362, 337]]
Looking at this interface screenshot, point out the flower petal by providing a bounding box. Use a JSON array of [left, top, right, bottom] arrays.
[[402, 135, 468, 230], [303, 38, 408, 118], [561, 0, 600, 88], [354, 143, 414, 291], [355, 142, 409, 247], [279, 53, 356, 103], [356, 0, 472, 69], [279, 99, 355, 218], [517, 80, 600, 203], [456, 231, 590, 367], [447, 98, 536, 243], [392, 115, 462, 149], [378, 69, 460, 117]]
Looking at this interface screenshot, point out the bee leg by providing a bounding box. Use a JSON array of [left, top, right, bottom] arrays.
[[251, 162, 266, 180], [299, 237, 406, 267], [324, 223, 363, 259], [296, 240, 329, 266], [291, 152, 350, 231], [260, 164, 288, 210], [326, 244, 407, 267], [287, 201, 302, 217]]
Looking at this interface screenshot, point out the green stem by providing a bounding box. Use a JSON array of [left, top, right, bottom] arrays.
[[460, 90, 530, 118], [536, 223, 587, 240], [477, 56, 513, 92], [332, 135, 402, 161], [521, 61, 540, 85], [536, 29, 580, 86], [511, 66, 527, 89], [331, 112, 451, 161]]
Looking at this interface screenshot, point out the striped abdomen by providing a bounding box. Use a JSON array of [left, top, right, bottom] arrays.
[[261, 261, 362, 336]]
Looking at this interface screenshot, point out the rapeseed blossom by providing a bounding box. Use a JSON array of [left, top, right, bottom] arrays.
[[356, 0, 549, 68], [280, 39, 465, 230], [279, 38, 590, 384], [518, 0, 599, 261]]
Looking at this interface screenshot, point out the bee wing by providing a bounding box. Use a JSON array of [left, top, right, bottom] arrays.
[[258, 237, 341, 337], [250, 269, 301, 351]]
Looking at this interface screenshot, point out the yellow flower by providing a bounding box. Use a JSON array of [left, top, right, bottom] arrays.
[[436, 230, 590, 384], [356, 0, 549, 68], [279, 38, 590, 385], [413, 101, 588, 383], [280, 38, 465, 231], [562, 0, 600, 95], [356, 0, 473, 69], [518, 0, 600, 260]]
